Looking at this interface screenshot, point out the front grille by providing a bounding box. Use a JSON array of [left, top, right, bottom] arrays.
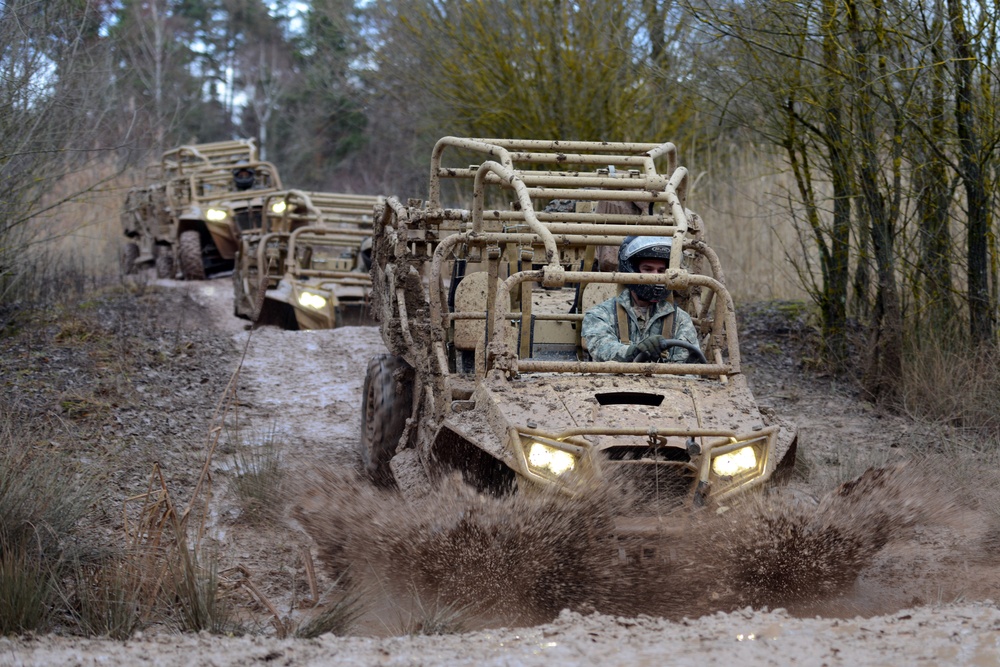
[[234, 207, 263, 232], [601, 447, 697, 507]]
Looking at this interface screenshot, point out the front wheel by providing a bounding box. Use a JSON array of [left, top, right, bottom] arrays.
[[154, 246, 174, 279], [359, 354, 413, 486], [178, 230, 206, 280], [120, 242, 139, 275]]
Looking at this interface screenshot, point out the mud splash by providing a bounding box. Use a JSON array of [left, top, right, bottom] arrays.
[[292, 465, 978, 630]]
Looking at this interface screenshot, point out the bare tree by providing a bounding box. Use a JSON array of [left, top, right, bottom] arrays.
[[1, 0, 132, 301]]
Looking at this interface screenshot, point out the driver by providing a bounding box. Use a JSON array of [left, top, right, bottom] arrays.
[[582, 236, 700, 362], [233, 163, 256, 191]]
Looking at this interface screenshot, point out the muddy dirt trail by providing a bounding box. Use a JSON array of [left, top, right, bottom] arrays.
[[7, 280, 1000, 666]]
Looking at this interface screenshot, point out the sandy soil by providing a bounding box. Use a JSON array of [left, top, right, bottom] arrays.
[[5, 279, 1000, 665], [5, 602, 1000, 666]]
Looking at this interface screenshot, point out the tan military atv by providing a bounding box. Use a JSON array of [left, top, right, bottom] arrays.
[[119, 162, 175, 278], [159, 140, 284, 280], [232, 190, 381, 329], [362, 138, 796, 524]]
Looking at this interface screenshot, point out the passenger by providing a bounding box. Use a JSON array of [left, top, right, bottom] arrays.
[[581, 236, 701, 363]]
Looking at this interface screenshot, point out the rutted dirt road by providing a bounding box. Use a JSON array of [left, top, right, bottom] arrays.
[[6, 279, 1000, 666]]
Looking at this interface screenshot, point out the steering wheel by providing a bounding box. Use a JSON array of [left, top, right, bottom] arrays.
[[633, 339, 708, 364]]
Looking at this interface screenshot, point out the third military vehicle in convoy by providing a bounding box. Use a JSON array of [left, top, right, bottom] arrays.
[[120, 139, 283, 280]]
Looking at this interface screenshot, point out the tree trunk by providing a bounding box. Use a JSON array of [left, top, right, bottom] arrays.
[[821, 0, 852, 365], [947, 0, 993, 344], [846, 0, 902, 402], [915, 0, 954, 336]]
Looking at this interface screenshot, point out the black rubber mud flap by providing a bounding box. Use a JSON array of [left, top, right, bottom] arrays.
[[774, 433, 799, 479], [359, 354, 414, 486]]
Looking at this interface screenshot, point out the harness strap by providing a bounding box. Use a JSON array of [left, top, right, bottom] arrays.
[[661, 310, 676, 339], [616, 302, 630, 344], [617, 300, 678, 351]]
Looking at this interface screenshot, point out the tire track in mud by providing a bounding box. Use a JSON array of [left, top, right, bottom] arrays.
[[234, 325, 385, 471], [183, 279, 386, 474]]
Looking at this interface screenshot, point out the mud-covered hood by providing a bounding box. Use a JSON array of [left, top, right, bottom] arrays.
[[477, 372, 765, 437]]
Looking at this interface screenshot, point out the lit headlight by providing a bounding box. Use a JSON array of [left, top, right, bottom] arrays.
[[206, 208, 228, 222], [270, 200, 287, 214], [527, 441, 576, 476], [712, 446, 758, 477], [298, 291, 327, 310]]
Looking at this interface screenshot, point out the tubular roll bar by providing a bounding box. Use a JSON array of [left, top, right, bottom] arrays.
[[427, 226, 682, 334], [472, 161, 559, 265], [428, 137, 679, 210], [161, 140, 257, 175], [487, 270, 740, 377], [285, 225, 366, 274]]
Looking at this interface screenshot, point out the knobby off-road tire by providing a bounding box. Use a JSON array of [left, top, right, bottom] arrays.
[[232, 250, 252, 319], [178, 230, 206, 281], [359, 354, 413, 486], [155, 246, 174, 279], [121, 242, 140, 275]]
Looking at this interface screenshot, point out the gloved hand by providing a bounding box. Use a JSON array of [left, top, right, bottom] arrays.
[[628, 335, 669, 362]]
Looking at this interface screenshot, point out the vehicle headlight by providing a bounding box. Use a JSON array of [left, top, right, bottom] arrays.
[[527, 441, 576, 476], [270, 200, 287, 214], [712, 445, 758, 477], [298, 291, 327, 310], [206, 208, 228, 222]]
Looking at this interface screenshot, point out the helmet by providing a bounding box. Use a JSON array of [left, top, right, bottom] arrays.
[[618, 235, 672, 303], [359, 236, 373, 271], [232, 163, 255, 191]]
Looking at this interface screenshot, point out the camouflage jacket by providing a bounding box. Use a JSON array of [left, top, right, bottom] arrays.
[[582, 290, 700, 362]]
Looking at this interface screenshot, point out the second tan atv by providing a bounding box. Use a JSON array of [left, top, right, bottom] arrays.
[[232, 190, 382, 328]]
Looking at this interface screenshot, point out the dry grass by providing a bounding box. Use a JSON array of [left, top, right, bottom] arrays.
[[169, 547, 241, 635], [0, 405, 93, 561], [292, 578, 365, 639], [229, 425, 286, 524], [900, 339, 1000, 438], [396, 595, 471, 636], [2, 158, 133, 308], [71, 557, 147, 639], [0, 548, 54, 635], [686, 141, 808, 303]]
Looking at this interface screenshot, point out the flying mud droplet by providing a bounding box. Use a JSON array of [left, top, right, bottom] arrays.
[[291, 464, 959, 630]]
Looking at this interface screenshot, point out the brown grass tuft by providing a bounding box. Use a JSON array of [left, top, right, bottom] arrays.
[[0, 548, 54, 635], [71, 556, 147, 639], [228, 425, 286, 524], [900, 339, 1000, 437]]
